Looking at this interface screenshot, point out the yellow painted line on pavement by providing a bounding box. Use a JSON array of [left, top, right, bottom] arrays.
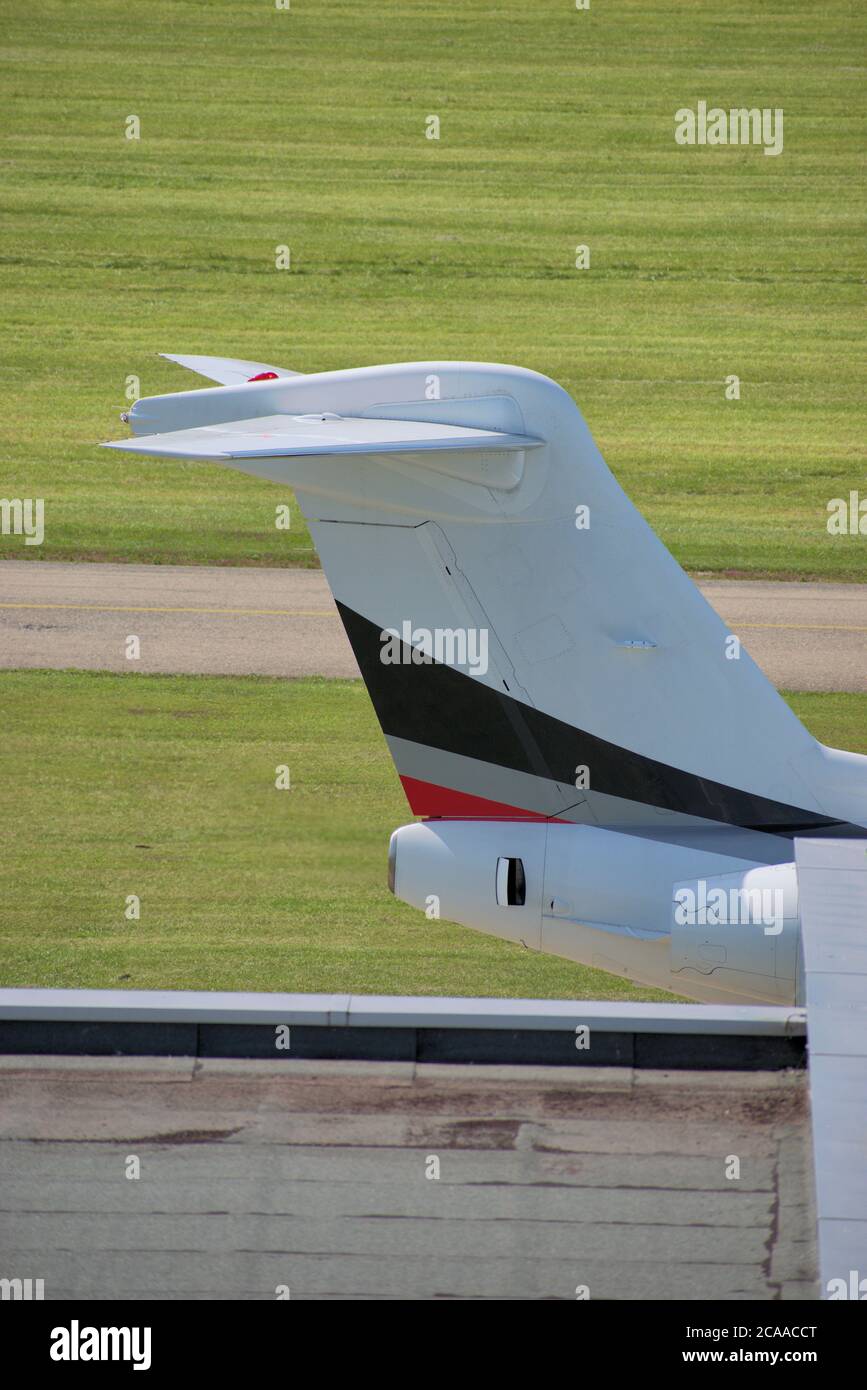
[[0, 602, 337, 617], [0, 604, 865, 632], [737, 622, 867, 633]]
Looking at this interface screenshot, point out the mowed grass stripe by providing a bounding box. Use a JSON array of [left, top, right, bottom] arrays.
[[0, 0, 863, 574], [0, 668, 863, 996]]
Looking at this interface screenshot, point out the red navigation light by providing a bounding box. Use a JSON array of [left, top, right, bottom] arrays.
[[247, 371, 279, 382]]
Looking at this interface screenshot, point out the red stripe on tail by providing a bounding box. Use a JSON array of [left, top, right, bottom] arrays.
[[399, 775, 554, 821]]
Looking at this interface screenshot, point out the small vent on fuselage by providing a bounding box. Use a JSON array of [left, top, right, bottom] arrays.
[[496, 856, 526, 907]]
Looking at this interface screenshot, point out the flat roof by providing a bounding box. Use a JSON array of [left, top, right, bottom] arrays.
[[0, 1056, 816, 1301]]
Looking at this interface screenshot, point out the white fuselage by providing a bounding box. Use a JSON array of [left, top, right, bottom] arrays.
[[390, 818, 804, 1005]]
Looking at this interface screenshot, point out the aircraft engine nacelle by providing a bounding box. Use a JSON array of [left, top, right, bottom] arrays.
[[389, 819, 549, 950], [388, 819, 801, 1005]]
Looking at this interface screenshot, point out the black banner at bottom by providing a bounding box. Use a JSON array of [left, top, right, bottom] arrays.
[[6, 1298, 862, 1374]]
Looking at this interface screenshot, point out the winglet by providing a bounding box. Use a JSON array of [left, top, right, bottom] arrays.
[[159, 354, 301, 386]]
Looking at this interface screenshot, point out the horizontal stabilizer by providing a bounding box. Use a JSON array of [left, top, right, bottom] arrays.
[[160, 354, 301, 385], [103, 413, 543, 462]]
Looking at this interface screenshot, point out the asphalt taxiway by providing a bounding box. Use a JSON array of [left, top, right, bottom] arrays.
[[1, 562, 864, 691]]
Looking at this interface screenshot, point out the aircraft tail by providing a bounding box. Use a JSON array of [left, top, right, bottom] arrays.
[[104, 360, 866, 837]]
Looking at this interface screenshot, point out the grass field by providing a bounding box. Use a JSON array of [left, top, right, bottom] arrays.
[[1, 0, 864, 576], [0, 669, 863, 996]]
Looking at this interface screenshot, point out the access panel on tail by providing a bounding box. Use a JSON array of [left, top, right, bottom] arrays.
[[105, 358, 867, 1003]]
